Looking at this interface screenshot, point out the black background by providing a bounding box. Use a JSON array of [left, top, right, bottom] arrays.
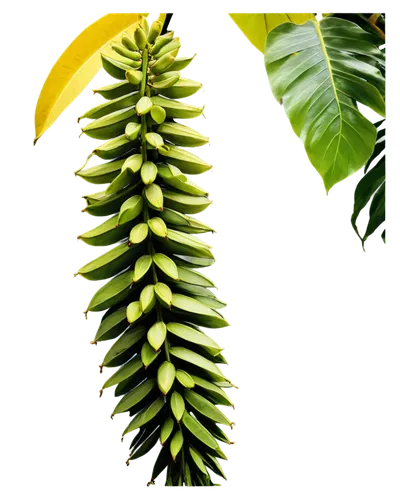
[[23, 6, 392, 497]]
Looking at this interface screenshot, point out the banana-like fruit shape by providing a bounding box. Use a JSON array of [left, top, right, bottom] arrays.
[[82, 106, 139, 140], [163, 190, 212, 214], [150, 52, 176, 74], [76, 241, 140, 281], [152, 38, 181, 60], [170, 282, 217, 299], [150, 31, 174, 55], [158, 146, 214, 175], [91, 135, 138, 160], [158, 165, 208, 196], [101, 54, 141, 80], [158, 78, 202, 99], [79, 90, 140, 121], [160, 208, 216, 234], [82, 187, 106, 205], [168, 55, 196, 71], [87, 271, 134, 313], [190, 373, 233, 407], [171, 254, 216, 272], [111, 42, 141, 61], [154, 229, 215, 259], [90, 307, 128, 345], [73, 160, 125, 186], [151, 97, 205, 120], [157, 122, 210, 149], [178, 266, 216, 288], [192, 294, 230, 311], [84, 184, 140, 217], [171, 293, 230, 330], [101, 326, 146, 368], [149, 71, 181, 89], [78, 214, 134, 249], [93, 80, 138, 100], [121, 34, 139, 52], [182, 390, 232, 426]]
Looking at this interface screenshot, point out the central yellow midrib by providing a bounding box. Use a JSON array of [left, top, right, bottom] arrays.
[[314, 20, 343, 166]]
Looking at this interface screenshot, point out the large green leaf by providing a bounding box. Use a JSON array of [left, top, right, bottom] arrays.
[[351, 120, 385, 247], [265, 17, 385, 192]]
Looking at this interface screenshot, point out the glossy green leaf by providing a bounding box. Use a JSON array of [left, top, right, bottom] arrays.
[[133, 254, 152, 282], [154, 282, 173, 308], [170, 391, 185, 422], [123, 398, 165, 435], [191, 375, 233, 407], [113, 378, 156, 415], [102, 357, 143, 389], [139, 284, 156, 314], [169, 346, 227, 382], [141, 341, 160, 368], [158, 362, 176, 395], [153, 253, 179, 280], [189, 447, 207, 474], [148, 321, 167, 351], [103, 326, 146, 366], [167, 322, 222, 356], [183, 390, 232, 427], [126, 301, 142, 324], [171, 294, 228, 328], [170, 430, 184, 460], [363, 182, 385, 247], [265, 17, 385, 192], [175, 369, 195, 389], [160, 417, 174, 445]]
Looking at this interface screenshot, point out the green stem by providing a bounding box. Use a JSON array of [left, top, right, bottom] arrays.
[[140, 46, 170, 363]]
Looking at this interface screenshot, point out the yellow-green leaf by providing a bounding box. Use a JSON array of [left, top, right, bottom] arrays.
[[229, 13, 316, 52], [34, 13, 147, 144]]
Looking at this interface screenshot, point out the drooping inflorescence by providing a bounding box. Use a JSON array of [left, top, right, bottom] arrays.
[[76, 15, 234, 486]]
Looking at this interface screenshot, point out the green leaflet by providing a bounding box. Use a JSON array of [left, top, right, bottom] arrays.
[[189, 447, 207, 474], [171, 294, 228, 328], [170, 430, 184, 460], [183, 390, 232, 427], [113, 378, 156, 415], [181, 411, 219, 450], [169, 346, 227, 382], [351, 120, 386, 246], [128, 429, 159, 461], [167, 322, 222, 356], [141, 341, 160, 368], [170, 391, 185, 422], [123, 398, 165, 436], [103, 326, 146, 367], [175, 369, 195, 389], [157, 361, 175, 395], [78, 242, 136, 281], [265, 17, 385, 192], [94, 307, 128, 342], [102, 357, 143, 389], [148, 321, 167, 351], [87, 270, 135, 312], [191, 375, 233, 407], [76, 158, 124, 184], [363, 182, 385, 247], [160, 417, 174, 445]]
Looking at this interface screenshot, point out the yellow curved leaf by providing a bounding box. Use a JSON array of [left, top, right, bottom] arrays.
[[34, 13, 147, 144], [229, 13, 316, 52]]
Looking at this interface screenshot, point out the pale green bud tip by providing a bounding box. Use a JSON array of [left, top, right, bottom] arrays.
[[136, 96, 153, 116]]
